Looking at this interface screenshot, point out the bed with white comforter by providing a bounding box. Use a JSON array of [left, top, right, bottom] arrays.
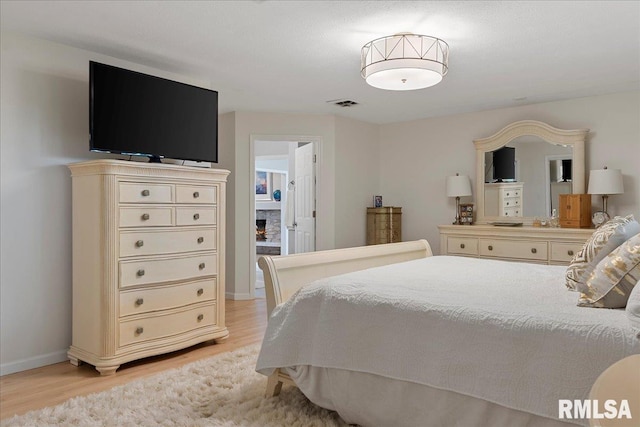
[[256, 255, 640, 426]]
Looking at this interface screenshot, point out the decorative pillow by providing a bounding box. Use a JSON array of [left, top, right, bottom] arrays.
[[626, 279, 640, 333], [577, 232, 640, 308], [565, 215, 640, 291]]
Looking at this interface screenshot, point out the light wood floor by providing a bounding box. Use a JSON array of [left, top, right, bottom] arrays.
[[0, 295, 267, 420]]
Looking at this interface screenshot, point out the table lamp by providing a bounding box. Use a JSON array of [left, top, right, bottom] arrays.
[[446, 173, 472, 225], [587, 166, 623, 227]]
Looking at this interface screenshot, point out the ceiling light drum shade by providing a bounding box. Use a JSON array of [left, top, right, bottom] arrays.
[[446, 174, 472, 197], [588, 168, 624, 195], [361, 33, 449, 91]]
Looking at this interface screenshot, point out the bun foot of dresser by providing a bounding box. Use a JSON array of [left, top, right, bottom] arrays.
[[213, 334, 229, 344], [96, 365, 119, 376], [68, 355, 82, 367]]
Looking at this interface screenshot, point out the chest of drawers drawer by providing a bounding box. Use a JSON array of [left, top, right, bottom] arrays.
[[176, 185, 216, 204], [120, 228, 216, 257], [120, 279, 216, 316], [550, 242, 582, 263], [479, 239, 548, 261], [119, 302, 216, 347], [120, 207, 174, 227], [447, 237, 479, 256], [119, 182, 173, 204], [176, 207, 216, 226], [120, 253, 217, 287], [502, 207, 522, 217]]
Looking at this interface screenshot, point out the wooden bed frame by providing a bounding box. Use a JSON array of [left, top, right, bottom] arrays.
[[257, 239, 433, 396]]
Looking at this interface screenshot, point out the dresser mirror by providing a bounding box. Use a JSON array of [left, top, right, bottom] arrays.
[[474, 120, 588, 225]]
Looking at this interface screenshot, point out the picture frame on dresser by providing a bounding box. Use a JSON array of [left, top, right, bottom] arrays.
[[459, 203, 474, 225]]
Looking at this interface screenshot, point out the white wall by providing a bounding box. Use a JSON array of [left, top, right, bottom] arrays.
[[379, 91, 640, 255], [0, 33, 213, 375], [334, 116, 381, 248]]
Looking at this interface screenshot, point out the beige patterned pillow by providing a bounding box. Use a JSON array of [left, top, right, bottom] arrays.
[[565, 215, 640, 291], [578, 232, 640, 308]]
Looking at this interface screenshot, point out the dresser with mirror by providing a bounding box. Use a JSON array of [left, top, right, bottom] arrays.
[[439, 120, 594, 264]]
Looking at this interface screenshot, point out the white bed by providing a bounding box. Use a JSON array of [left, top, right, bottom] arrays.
[[255, 240, 640, 427]]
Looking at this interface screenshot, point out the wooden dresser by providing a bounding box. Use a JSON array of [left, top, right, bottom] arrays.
[[68, 160, 229, 375], [483, 182, 524, 217], [367, 207, 402, 245], [438, 224, 593, 265]]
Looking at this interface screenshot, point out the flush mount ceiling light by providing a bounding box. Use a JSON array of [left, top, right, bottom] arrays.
[[361, 33, 449, 91]]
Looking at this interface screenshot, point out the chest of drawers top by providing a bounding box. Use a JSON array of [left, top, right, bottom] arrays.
[[69, 159, 230, 183]]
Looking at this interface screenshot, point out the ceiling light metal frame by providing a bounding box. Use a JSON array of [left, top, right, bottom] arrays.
[[361, 33, 449, 91]]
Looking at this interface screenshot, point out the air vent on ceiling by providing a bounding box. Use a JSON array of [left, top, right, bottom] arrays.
[[327, 99, 359, 108]]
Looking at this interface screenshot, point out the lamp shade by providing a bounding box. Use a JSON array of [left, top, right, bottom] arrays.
[[588, 168, 623, 195], [446, 174, 472, 197], [361, 33, 449, 91]]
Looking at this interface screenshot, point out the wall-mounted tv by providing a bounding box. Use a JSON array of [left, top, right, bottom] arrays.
[[90, 61, 218, 163], [493, 146, 515, 182]]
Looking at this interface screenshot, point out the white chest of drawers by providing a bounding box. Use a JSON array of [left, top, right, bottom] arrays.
[[67, 160, 229, 375], [484, 182, 524, 217], [438, 224, 593, 265]]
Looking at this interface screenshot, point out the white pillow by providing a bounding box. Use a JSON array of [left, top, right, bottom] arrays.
[[566, 215, 640, 291], [626, 278, 640, 335]]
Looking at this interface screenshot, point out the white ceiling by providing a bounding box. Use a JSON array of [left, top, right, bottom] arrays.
[[2, 1, 639, 124]]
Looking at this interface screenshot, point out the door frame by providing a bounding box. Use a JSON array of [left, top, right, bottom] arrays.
[[249, 135, 322, 298]]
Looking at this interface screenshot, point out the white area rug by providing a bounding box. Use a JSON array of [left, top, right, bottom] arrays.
[[1, 345, 347, 426]]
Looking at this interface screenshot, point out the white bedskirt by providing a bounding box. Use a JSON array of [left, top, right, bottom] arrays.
[[257, 256, 640, 425]]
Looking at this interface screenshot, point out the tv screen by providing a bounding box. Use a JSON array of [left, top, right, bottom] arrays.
[[493, 147, 515, 182], [90, 61, 218, 163]]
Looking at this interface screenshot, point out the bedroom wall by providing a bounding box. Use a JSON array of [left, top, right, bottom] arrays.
[[0, 32, 217, 375], [225, 113, 380, 299], [334, 116, 381, 249], [379, 91, 640, 255]]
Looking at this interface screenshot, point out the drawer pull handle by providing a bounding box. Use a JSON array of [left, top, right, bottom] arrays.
[[506, 202, 510, 206], [141, 190, 150, 197], [460, 243, 465, 249], [193, 213, 200, 220], [197, 237, 204, 244], [488, 245, 493, 251], [135, 327, 144, 335], [135, 298, 144, 306], [141, 213, 150, 221], [506, 192, 510, 196], [199, 263, 206, 270], [193, 191, 200, 198], [197, 288, 204, 296], [531, 248, 537, 254], [135, 240, 144, 248], [197, 314, 204, 321], [568, 250, 574, 256], [136, 269, 145, 277]]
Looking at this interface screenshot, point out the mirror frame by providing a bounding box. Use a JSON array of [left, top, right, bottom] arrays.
[[474, 120, 589, 225]]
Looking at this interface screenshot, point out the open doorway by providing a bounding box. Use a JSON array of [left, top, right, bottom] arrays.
[[251, 137, 319, 294]]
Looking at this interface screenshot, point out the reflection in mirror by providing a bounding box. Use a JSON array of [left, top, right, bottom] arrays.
[[483, 137, 572, 218]]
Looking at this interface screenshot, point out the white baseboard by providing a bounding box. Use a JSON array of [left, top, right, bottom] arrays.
[[1, 349, 68, 376], [225, 291, 254, 300]]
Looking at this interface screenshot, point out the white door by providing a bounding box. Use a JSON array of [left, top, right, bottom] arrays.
[[294, 143, 315, 253]]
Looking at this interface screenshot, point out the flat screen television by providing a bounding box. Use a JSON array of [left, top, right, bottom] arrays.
[[561, 159, 572, 181], [90, 61, 218, 163], [493, 146, 515, 182]]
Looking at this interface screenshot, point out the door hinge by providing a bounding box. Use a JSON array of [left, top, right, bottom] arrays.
[[313, 154, 317, 163], [313, 210, 316, 218]]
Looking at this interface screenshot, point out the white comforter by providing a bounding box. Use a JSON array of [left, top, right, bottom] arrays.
[[256, 256, 640, 421]]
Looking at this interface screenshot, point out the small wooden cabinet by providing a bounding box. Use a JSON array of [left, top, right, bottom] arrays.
[[559, 194, 591, 228], [68, 160, 229, 375], [367, 207, 402, 245]]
